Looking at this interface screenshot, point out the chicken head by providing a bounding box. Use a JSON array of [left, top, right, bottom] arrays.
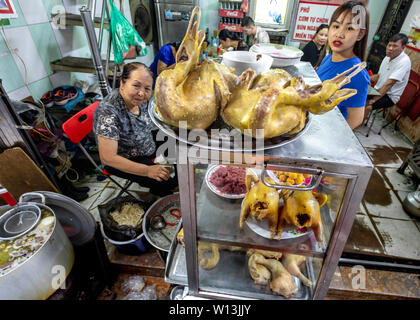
[[155, 6, 238, 130], [222, 62, 367, 138]]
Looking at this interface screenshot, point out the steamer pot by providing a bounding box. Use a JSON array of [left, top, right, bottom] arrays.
[[0, 193, 74, 299]]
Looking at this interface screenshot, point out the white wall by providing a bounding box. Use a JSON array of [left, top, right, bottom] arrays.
[[400, 0, 420, 35], [366, 0, 389, 52]]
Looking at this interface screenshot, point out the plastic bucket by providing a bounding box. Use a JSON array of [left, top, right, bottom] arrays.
[[99, 222, 148, 255]]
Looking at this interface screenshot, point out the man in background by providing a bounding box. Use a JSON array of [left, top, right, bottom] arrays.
[[366, 33, 411, 116], [241, 16, 270, 45]]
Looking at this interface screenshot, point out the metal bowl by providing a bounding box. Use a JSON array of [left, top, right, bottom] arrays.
[[149, 100, 312, 152], [142, 193, 181, 252], [403, 191, 420, 218]]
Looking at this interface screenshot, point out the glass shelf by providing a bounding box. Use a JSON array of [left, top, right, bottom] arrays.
[[194, 164, 347, 258]]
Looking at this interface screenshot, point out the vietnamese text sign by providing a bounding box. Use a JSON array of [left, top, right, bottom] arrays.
[[292, 1, 340, 42]]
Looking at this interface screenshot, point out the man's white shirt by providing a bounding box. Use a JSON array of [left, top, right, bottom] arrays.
[[251, 26, 270, 45], [374, 51, 412, 104]]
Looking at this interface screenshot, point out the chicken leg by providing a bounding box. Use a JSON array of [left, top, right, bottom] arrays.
[[282, 253, 312, 287], [252, 253, 298, 298], [248, 253, 271, 285]]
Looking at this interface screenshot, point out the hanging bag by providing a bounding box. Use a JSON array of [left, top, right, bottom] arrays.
[[107, 0, 147, 64]]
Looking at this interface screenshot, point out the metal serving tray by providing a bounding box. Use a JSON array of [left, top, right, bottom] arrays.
[[149, 101, 312, 152], [165, 222, 188, 286], [165, 239, 316, 300]]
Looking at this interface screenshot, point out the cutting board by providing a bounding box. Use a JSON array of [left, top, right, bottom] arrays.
[[0, 147, 58, 201]]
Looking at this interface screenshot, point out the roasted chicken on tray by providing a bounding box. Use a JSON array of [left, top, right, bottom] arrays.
[[240, 171, 279, 239], [222, 63, 367, 138], [154, 6, 367, 138], [279, 190, 328, 243], [239, 171, 328, 241], [154, 7, 238, 130]]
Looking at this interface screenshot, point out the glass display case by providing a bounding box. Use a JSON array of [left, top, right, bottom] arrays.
[[158, 63, 374, 300]]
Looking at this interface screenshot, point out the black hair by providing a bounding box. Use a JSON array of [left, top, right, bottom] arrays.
[[315, 1, 369, 68], [168, 41, 181, 51], [389, 33, 408, 46], [241, 16, 255, 28], [120, 62, 153, 83], [219, 29, 241, 41], [315, 24, 329, 35]]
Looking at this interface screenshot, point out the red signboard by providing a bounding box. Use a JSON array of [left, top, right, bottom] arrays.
[[218, 23, 242, 33], [218, 9, 244, 19], [292, 0, 368, 42]]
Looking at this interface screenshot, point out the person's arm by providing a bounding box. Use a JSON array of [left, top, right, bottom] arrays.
[[346, 106, 365, 130], [97, 136, 170, 182], [370, 74, 379, 83], [369, 78, 397, 104], [157, 59, 175, 75]]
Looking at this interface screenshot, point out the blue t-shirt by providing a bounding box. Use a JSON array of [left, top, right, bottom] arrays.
[[316, 54, 369, 119], [150, 44, 175, 80]]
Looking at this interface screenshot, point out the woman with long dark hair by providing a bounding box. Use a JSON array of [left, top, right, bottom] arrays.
[[315, 1, 370, 130], [301, 24, 329, 67]]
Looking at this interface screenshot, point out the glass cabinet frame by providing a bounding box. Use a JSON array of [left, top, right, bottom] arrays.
[[159, 62, 374, 300], [168, 106, 373, 300]]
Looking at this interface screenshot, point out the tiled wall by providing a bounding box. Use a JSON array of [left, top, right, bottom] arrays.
[[0, 0, 64, 101], [400, 0, 420, 36], [1, 0, 155, 102]]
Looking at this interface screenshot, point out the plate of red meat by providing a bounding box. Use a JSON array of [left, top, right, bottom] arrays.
[[205, 165, 249, 199]]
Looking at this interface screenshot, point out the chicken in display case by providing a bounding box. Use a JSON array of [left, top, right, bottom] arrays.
[[150, 5, 373, 300]]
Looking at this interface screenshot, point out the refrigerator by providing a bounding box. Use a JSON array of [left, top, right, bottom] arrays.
[[154, 0, 196, 48]]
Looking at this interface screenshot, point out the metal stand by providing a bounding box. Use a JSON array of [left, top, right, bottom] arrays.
[[80, 6, 111, 97]]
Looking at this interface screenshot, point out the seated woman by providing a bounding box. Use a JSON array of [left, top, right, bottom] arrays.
[[218, 29, 249, 53], [93, 62, 177, 197], [301, 24, 328, 67]]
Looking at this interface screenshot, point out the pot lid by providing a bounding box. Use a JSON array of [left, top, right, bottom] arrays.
[[0, 204, 41, 241], [21, 191, 97, 246]]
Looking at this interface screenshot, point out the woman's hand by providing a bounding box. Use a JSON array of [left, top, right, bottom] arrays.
[[148, 165, 170, 182]]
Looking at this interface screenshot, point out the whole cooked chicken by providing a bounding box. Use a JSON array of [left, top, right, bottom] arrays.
[[240, 171, 279, 239], [251, 253, 298, 298], [222, 62, 367, 138], [278, 191, 328, 243], [154, 7, 238, 130]]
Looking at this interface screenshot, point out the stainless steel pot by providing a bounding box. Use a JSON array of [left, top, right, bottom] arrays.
[[403, 191, 420, 218], [0, 192, 74, 299]]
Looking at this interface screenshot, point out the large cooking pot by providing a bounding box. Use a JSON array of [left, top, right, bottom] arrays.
[[0, 192, 74, 299]]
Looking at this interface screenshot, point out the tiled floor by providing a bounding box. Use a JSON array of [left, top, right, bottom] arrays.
[[75, 113, 420, 263], [345, 114, 420, 261]]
